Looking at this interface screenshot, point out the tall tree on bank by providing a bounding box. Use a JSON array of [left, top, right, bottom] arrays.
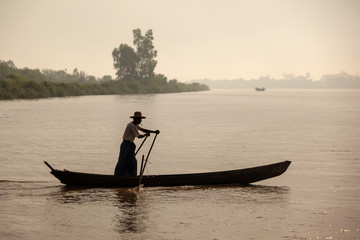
[[112, 29, 157, 81], [112, 44, 138, 82], [133, 29, 157, 79]]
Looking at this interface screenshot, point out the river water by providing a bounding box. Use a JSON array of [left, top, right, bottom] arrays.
[[0, 89, 359, 240]]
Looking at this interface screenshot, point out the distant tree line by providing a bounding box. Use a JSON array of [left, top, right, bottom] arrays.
[[0, 29, 210, 100], [0, 60, 208, 100], [193, 72, 360, 89]]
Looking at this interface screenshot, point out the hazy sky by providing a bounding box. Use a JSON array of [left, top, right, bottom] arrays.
[[1, 0, 359, 81]]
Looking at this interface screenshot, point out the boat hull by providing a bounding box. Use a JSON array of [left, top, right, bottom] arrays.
[[255, 87, 266, 91], [45, 161, 291, 188]]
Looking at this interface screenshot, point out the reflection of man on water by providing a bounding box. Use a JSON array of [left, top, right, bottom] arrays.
[[114, 111, 159, 176], [114, 189, 144, 233]]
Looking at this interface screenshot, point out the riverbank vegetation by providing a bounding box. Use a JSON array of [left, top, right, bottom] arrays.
[[0, 29, 209, 100], [0, 61, 208, 100]]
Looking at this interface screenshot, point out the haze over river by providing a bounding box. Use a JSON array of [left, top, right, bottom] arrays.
[[0, 89, 359, 240]]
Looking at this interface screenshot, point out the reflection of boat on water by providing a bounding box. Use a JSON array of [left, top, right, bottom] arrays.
[[255, 87, 266, 91], [44, 161, 291, 188]]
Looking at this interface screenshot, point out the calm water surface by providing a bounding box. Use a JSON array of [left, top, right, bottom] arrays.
[[0, 89, 359, 239]]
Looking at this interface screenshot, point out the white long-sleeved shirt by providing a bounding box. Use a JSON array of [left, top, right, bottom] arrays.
[[122, 122, 139, 142]]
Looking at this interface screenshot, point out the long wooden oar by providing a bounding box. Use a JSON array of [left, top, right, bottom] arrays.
[[139, 154, 145, 177], [135, 135, 148, 156], [138, 133, 158, 186]]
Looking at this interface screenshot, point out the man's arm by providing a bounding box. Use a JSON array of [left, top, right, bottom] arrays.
[[138, 127, 160, 134]]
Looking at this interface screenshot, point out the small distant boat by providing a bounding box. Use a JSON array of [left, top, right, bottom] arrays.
[[44, 161, 291, 188], [255, 87, 266, 91]]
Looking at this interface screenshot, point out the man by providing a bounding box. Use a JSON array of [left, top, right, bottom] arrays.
[[114, 111, 159, 176]]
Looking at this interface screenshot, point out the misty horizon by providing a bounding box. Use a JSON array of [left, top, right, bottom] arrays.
[[191, 72, 360, 89]]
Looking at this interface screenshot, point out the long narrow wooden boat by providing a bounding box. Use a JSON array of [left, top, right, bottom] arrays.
[[44, 161, 291, 188]]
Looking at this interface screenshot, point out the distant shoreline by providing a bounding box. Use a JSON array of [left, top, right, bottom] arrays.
[[190, 72, 360, 89]]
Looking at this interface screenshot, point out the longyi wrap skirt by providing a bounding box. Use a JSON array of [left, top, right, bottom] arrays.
[[114, 140, 137, 176]]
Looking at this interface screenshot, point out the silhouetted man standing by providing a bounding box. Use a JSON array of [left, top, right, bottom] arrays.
[[114, 111, 159, 176]]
